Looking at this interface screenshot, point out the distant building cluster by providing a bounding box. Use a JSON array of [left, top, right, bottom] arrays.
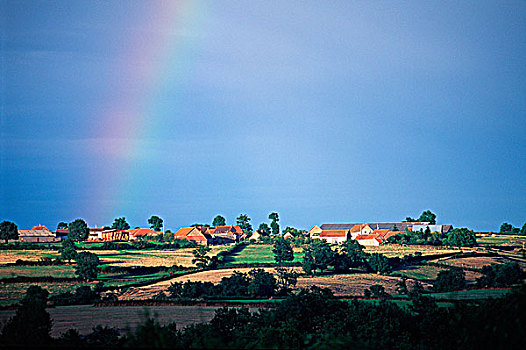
[[11, 226, 162, 243], [309, 222, 452, 246], [174, 225, 246, 246]]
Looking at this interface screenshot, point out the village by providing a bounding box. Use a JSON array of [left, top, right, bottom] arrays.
[[11, 220, 453, 247]]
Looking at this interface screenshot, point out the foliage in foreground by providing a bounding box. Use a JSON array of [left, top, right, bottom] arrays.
[[4, 284, 526, 349]]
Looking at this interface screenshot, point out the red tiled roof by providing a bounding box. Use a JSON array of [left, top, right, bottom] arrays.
[[320, 230, 348, 237], [128, 228, 161, 237], [372, 229, 390, 237], [31, 226, 50, 231], [175, 227, 195, 237], [355, 234, 381, 240]]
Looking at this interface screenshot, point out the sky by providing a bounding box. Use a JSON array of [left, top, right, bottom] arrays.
[[1, 1, 525, 232]]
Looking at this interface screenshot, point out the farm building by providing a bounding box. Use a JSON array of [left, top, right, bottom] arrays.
[[308, 225, 322, 238], [355, 234, 383, 246], [128, 228, 162, 241], [175, 227, 212, 246], [17, 226, 59, 243], [316, 230, 349, 244], [283, 232, 295, 240], [101, 229, 129, 241], [88, 227, 103, 241], [55, 228, 69, 240], [350, 224, 373, 239]]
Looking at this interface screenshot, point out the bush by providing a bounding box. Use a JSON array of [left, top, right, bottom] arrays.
[[477, 262, 523, 288], [433, 267, 466, 292], [367, 253, 392, 274]]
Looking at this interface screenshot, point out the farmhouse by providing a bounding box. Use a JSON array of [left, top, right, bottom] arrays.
[[316, 230, 349, 244], [88, 227, 103, 241], [128, 228, 162, 241], [355, 234, 383, 246], [101, 229, 129, 241], [308, 225, 322, 238], [17, 226, 59, 243], [175, 227, 212, 246], [350, 224, 373, 239], [55, 228, 69, 240]]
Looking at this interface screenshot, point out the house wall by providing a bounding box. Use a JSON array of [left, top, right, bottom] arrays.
[[356, 239, 380, 246]]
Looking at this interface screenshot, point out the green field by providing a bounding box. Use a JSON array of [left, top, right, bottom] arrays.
[[428, 288, 513, 300], [223, 244, 304, 264], [0, 265, 77, 279]]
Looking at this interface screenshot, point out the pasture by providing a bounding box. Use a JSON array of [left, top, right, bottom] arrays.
[[363, 245, 460, 258], [222, 244, 304, 264]]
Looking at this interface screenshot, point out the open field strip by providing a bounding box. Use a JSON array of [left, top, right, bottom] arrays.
[[223, 244, 304, 264], [363, 245, 461, 258], [0, 265, 77, 279], [296, 273, 421, 296], [398, 265, 482, 281], [0, 250, 60, 264], [0, 305, 229, 337]]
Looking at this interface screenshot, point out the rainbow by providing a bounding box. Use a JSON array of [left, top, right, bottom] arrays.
[[86, 1, 206, 225]]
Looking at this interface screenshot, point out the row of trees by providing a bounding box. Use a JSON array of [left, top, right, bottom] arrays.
[[499, 222, 526, 235]]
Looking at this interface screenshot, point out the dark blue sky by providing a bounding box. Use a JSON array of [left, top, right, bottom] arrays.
[[1, 1, 525, 231]]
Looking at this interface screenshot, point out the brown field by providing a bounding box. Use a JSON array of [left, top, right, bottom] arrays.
[[296, 273, 430, 296], [0, 250, 60, 264], [0, 305, 226, 337], [400, 265, 482, 281], [430, 256, 526, 270], [363, 245, 461, 258], [119, 267, 302, 300]]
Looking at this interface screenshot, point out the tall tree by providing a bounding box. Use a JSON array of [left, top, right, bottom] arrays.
[[112, 217, 130, 230], [269, 212, 280, 235], [68, 219, 89, 241], [236, 214, 253, 234], [521, 222, 526, 235], [272, 237, 294, 264], [60, 239, 78, 263], [417, 210, 437, 224], [75, 252, 100, 280], [0, 221, 18, 243], [212, 215, 226, 227], [499, 222, 513, 233], [56, 222, 68, 230], [148, 216, 163, 231]]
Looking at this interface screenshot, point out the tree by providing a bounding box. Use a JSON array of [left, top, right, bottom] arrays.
[[148, 216, 163, 231], [272, 237, 294, 264], [258, 223, 271, 236], [248, 269, 277, 297], [367, 253, 392, 274], [212, 215, 226, 227], [0, 221, 18, 243], [68, 218, 89, 241], [192, 245, 211, 269], [521, 222, 526, 235], [417, 210, 436, 224], [434, 267, 466, 292], [0, 286, 52, 346], [396, 277, 409, 295], [275, 267, 298, 295], [444, 228, 476, 247], [60, 239, 78, 263], [57, 222, 68, 230], [343, 239, 367, 268], [75, 251, 100, 280], [404, 217, 416, 222], [269, 212, 280, 235], [236, 214, 253, 234], [112, 217, 130, 230], [302, 250, 315, 276], [310, 240, 335, 274], [499, 222, 513, 233]]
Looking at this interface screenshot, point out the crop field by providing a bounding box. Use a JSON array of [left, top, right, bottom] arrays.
[[0, 250, 61, 264], [223, 244, 304, 264], [397, 265, 482, 282], [0, 281, 98, 307], [475, 235, 526, 247], [428, 288, 513, 300], [363, 245, 460, 258], [296, 273, 419, 296], [0, 305, 226, 337], [0, 265, 77, 279]]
